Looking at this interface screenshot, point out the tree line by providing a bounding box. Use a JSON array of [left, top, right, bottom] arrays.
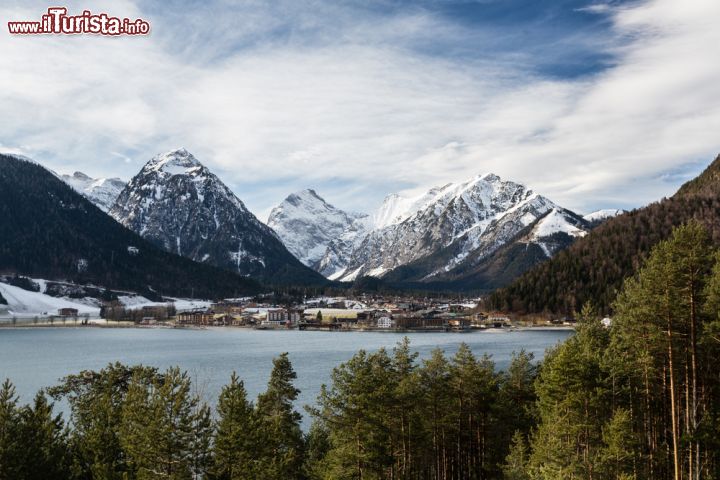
[[2, 222, 720, 479], [0, 344, 537, 480]]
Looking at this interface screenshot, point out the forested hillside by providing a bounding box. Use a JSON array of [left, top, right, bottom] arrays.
[[487, 154, 720, 314], [0, 155, 262, 299]]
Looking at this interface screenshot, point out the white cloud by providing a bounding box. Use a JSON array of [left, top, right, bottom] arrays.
[[575, 3, 614, 15], [0, 0, 719, 217]]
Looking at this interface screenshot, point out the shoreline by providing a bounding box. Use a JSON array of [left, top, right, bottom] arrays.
[[0, 321, 575, 332]]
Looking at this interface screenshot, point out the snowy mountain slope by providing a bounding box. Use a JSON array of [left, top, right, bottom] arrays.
[[333, 173, 588, 282], [0, 282, 101, 317], [583, 209, 626, 223], [61, 171, 126, 212], [530, 208, 588, 257], [382, 207, 590, 290], [0, 277, 212, 319], [110, 149, 326, 285], [267, 189, 369, 267], [317, 217, 372, 279]]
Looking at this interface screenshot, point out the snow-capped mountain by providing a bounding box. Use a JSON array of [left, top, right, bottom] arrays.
[[583, 209, 626, 223], [61, 171, 126, 212], [267, 189, 370, 268], [332, 173, 588, 282], [109, 148, 325, 284], [270, 173, 593, 287]]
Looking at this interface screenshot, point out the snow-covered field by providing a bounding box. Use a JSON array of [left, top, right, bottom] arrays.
[[0, 282, 101, 318], [0, 280, 211, 320], [116, 295, 211, 312]]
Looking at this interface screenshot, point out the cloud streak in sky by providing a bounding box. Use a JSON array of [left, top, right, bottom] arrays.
[[0, 0, 719, 219]]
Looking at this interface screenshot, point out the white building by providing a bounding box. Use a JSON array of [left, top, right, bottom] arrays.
[[376, 316, 395, 329], [265, 308, 302, 325]]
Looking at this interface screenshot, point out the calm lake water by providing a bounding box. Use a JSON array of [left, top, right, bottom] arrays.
[[0, 327, 571, 426]]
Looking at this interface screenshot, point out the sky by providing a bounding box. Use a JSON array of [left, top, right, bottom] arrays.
[[1, 0, 719, 221]]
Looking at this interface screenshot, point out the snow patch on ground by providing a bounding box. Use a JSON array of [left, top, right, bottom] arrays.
[[0, 283, 100, 318], [117, 295, 211, 312], [365, 266, 388, 277], [327, 268, 347, 281], [342, 266, 363, 282]]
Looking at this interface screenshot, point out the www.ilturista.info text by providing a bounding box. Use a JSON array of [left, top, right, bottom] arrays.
[[8, 7, 150, 35]]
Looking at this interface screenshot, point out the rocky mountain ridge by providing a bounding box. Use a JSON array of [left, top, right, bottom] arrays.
[[268, 173, 594, 289], [109, 148, 326, 285]]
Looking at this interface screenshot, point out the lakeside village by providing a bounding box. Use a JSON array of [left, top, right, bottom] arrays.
[[76, 294, 579, 332]]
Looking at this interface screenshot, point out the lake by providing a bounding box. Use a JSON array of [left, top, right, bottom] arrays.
[[0, 327, 572, 426]]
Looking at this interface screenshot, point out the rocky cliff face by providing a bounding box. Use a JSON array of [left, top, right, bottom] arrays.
[[267, 189, 369, 269]]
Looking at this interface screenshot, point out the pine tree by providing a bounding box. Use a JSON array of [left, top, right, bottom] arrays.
[[498, 351, 538, 444], [529, 319, 611, 480], [255, 353, 305, 480], [120, 367, 212, 480], [16, 391, 72, 480], [313, 349, 396, 479], [0, 382, 73, 480], [599, 408, 637, 480], [213, 372, 260, 480], [388, 337, 421, 478], [190, 403, 213, 480], [611, 222, 715, 480], [416, 348, 453, 479], [448, 344, 500, 479], [0, 379, 23, 480], [303, 423, 331, 480], [47, 363, 161, 479], [503, 432, 530, 480]]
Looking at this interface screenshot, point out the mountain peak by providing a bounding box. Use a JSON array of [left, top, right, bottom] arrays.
[[286, 189, 324, 206], [145, 148, 202, 175], [72, 171, 92, 181], [111, 150, 325, 285], [268, 189, 369, 268], [479, 172, 502, 183], [583, 209, 625, 223]]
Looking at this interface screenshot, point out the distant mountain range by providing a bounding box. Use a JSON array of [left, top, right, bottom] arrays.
[[487, 154, 720, 315], [30, 147, 628, 295], [268, 174, 615, 291]]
